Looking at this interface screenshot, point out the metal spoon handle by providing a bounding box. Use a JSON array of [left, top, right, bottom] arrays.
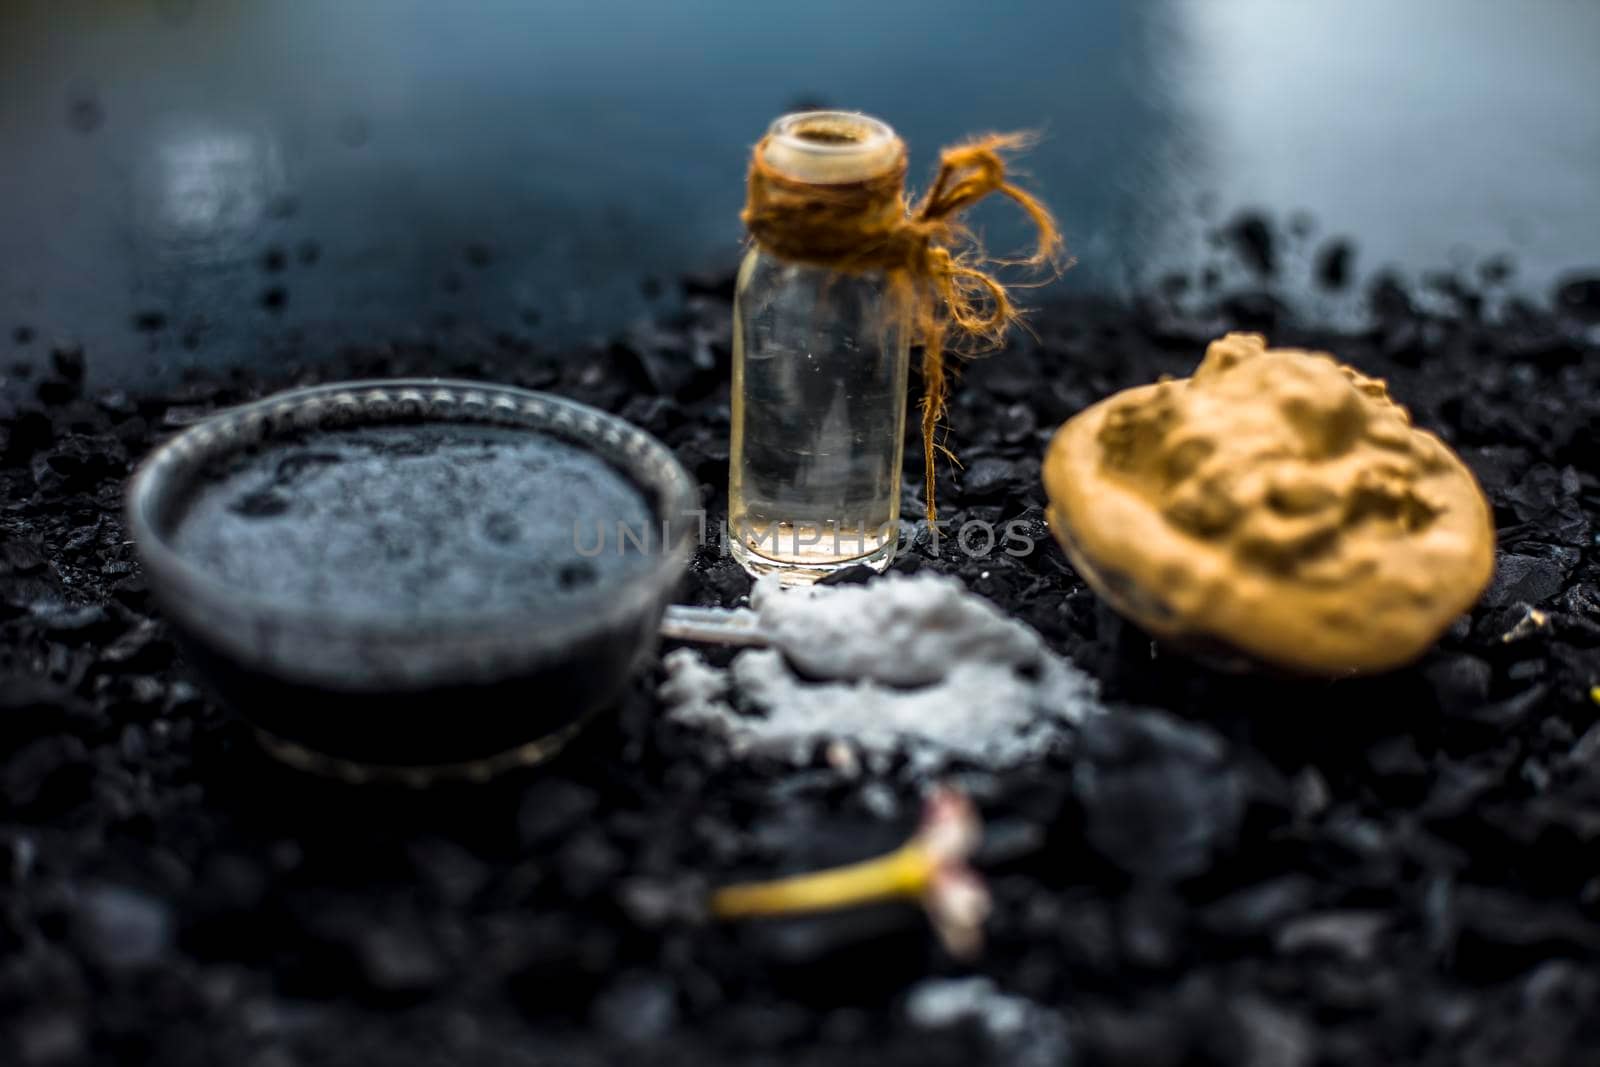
[[659, 604, 769, 646]]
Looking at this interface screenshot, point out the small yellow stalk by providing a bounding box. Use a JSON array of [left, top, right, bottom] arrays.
[[712, 843, 932, 918], [709, 786, 990, 958]]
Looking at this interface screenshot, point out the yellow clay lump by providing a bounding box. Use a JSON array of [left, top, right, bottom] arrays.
[[1043, 332, 1495, 676]]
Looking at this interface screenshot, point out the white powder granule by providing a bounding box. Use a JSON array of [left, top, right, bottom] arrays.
[[659, 573, 1101, 772]]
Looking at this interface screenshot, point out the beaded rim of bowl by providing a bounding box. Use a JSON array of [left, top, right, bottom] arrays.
[[126, 379, 698, 690]]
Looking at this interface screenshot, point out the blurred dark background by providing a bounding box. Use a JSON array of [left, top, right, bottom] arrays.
[[2, 0, 1597, 387]]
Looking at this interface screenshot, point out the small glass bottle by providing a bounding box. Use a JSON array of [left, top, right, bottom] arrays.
[[729, 111, 910, 585]]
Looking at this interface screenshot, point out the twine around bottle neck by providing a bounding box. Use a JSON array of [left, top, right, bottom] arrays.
[[742, 131, 1064, 523]]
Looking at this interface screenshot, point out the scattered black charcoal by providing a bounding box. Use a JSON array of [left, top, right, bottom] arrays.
[[956, 456, 1019, 500], [592, 970, 680, 1044], [1552, 275, 1600, 323], [1485, 551, 1577, 609], [49, 342, 85, 382], [1, 224, 1598, 1065], [816, 563, 878, 587], [1314, 238, 1354, 290], [1224, 211, 1276, 276], [1074, 709, 1244, 882], [1368, 271, 1415, 321], [1218, 290, 1287, 333], [72, 883, 175, 972]]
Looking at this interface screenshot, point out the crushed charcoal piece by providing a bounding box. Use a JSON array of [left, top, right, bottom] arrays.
[[1224, 212, 1276, 276], [1074, 710, 1244, 881], [1275, 911, 1388, 962], [1314, 239, 1354, 289]]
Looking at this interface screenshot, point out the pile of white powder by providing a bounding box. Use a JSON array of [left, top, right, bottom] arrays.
[[658, 573, 1102, 773]]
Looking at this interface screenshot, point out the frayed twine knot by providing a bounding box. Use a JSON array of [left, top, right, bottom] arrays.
[[743, 130, 1068, 521]]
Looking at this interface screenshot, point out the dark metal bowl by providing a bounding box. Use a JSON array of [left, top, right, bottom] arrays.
[[126, 379, 697, 785]]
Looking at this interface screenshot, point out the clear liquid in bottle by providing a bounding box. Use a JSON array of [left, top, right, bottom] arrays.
[[729, 249, 909, 583]]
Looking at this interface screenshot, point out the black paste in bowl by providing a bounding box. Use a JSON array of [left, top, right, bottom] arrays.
[[126, 381, 697, 783], [170, 425, 657, 620]]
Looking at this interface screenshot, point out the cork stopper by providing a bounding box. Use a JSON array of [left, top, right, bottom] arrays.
[[761, 111, 903, 185]]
